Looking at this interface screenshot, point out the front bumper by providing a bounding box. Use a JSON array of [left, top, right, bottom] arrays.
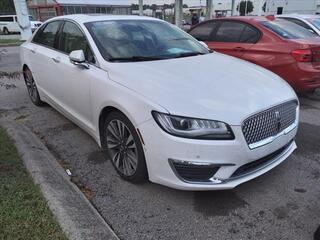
[[138, 119, 297, 190]]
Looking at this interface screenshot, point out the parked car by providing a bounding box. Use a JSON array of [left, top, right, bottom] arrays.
[[277, 14, 320, 36], [0, 15, 42, 34], [188, 16, 320, 92], [20, 15, 299, 190]]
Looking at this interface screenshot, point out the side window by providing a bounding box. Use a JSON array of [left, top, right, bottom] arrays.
[[189, 21, 218, 41], [59, 21, 95, 63], [33, 21, 61, 48], [0, 17, 14, 22], [214, 21, 247, 42], [239, 25, 260, 43], [283, 18, 316, 34]]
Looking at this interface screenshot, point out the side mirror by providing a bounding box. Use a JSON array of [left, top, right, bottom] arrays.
[[69, 50, 89, 69]]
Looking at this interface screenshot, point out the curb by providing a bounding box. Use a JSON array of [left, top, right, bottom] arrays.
[[0, 119, 119, 240], [0, 43, 22, 47]]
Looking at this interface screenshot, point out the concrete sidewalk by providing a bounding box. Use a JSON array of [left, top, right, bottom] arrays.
[[0, 119, 119, 240]]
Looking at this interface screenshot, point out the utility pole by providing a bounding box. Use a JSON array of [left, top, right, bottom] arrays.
[[245, 0, 248, 16], [206, 0, 213, 20], [13, 0, 32, 40], [231, 0, 236, 16], [257, 0, 264, 16], [175, 0, 183, 28], [139, 0, 143, 16]]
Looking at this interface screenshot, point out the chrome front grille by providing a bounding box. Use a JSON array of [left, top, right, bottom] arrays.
[[242, 100, 298, 148]]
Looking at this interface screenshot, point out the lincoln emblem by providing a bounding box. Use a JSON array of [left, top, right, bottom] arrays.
[[275, 111, 281, 132]]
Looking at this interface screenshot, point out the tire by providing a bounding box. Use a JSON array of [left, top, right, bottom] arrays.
[[23, 68, 44, 106], [3, 27, 9, 35], [102, 111, 148, 183]]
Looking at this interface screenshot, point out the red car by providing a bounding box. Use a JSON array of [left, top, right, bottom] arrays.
[[188, 16, 320, 92]]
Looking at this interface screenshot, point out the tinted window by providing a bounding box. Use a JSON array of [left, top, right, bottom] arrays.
[[59, 21, 95, 63], [85, 20, 209, 62], [214, 21, 246, 42], [33, 21, 61, 48], [282, 18, 316, 33], [0, 17, 14, 22], [188, 21, 218, 41], [240, 25, 260, 43], [261, 19, 315, 39], [307, 18, 320, 31]]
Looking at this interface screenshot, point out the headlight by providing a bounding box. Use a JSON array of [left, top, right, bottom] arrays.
[[152, 111, 234, 140]]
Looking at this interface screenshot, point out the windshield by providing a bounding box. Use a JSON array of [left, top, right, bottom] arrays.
[[261, 19, 315, 39], [85, 20, 209, 62], [307, 18, 320, 30]]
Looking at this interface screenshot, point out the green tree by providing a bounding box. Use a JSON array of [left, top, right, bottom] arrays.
[[131, 4, 139, 10], [0, 0, 15, 14], [143, 4, 150, 10], [150, 4, 158, 11], [237, 0, 254, 16]]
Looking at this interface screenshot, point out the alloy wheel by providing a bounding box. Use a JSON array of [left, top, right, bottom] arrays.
[[106, 119, 138, 176], [25, 70, 38, 103]]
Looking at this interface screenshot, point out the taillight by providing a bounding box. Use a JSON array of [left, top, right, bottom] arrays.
[[291, 49, 312, 62]]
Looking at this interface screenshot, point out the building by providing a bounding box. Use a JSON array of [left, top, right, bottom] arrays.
[[27, 0, 131, 21], [265, 0, 320, 15], [211, 0, 320, 17]]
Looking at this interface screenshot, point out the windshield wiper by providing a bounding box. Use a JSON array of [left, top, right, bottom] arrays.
[[173, 52, 206, 58], [109, 56, 165, 62]]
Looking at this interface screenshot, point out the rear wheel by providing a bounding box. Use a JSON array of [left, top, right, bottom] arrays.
[[102, 111, 148, 183], [23, 68, 44, 106]]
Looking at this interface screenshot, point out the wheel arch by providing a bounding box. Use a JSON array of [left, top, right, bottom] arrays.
[[97, 102, 150, 148]]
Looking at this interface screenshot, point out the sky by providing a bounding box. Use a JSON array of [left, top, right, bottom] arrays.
[[128, 0, 207, 6]]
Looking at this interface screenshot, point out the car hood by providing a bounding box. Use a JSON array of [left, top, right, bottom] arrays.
[[104, 52, 297, 125]]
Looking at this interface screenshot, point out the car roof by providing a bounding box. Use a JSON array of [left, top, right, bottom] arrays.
[[276, 14, 320, 19], [47, 14, 162, 24], [208, 16, 273, 23]]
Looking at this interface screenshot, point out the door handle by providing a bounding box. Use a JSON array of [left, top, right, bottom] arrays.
[[30, 48, 36, 54], [51, 57, 60, 63], [234, 47, 245, 52]]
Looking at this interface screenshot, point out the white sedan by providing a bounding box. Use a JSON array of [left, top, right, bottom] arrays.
[[20, 15, 299, 190]]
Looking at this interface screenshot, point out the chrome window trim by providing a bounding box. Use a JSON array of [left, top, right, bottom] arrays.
[[31, 18, 100, 68]]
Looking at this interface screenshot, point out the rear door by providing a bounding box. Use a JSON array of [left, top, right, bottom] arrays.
[[12, 16, 20, 32], [206, 20, 261, 58], [26, 20, 63, 100]]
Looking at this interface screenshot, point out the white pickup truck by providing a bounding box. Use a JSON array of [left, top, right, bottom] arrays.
[[0, 15, 42, 34]]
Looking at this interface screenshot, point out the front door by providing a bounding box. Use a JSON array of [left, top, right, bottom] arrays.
[[52, 21, 101, 130]]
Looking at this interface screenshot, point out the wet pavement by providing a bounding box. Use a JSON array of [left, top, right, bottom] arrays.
[[1, 46, 319, 240]]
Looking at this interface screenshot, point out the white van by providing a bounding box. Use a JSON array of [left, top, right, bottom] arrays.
[[0, 15, 42, 34]]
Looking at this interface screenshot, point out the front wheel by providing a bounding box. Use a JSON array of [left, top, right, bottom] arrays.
[[23, 68, 44, 106], [102, 111, 148, 183]]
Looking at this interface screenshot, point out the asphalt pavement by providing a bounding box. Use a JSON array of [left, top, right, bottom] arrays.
[[1, 46, 319, 240]]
